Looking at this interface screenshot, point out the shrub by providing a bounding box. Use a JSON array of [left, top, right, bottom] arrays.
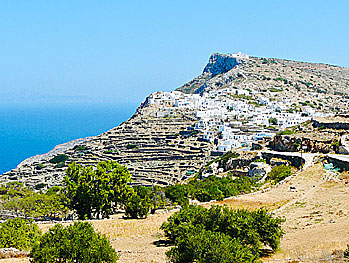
[[161, 205, 284, 261], [35, 164, 45, 170], [0, 218, 42, 250], [73, 145, 87, 151], [126, 144, 137, 149], [49, 154, 69, 164], [344, 244, 349, 258], [164, 184, 190, 206], [268, 165, 292, 183], [166, 228, 257, 263], [30, 221, 118, 263], [277, 129, 294, 135], [124, 186, 152, 219]]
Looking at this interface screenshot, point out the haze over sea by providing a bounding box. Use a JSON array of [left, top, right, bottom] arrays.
[[0, 102, 137, 174]]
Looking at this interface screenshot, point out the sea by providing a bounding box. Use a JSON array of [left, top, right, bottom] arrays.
[[0, 103, 137, 174]]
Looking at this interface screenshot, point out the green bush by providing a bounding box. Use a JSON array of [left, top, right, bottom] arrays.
[[344, 244, 349, 258], [49, 154, 69, 164], [124, 186, 152, 219], [167, 228, 257, 263], [164, 184, 190, 206], [30, 221, 118, 263], [36, 163, 45, 170], [126, 144, 137, 149], [73, 145, 87, 151], [268, 165, 292, 183], [277, 129, 294, 135], [161, 205, 284, 261], [0, 218, 42, 250]]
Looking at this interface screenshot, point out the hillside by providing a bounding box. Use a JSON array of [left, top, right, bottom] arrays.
[[1, 53, 348, 189]]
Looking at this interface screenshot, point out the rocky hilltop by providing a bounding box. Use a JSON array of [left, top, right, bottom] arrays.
[[1, 53, 348, 189]]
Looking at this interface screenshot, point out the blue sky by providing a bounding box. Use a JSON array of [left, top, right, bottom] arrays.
[[0, 0, 348, 105]]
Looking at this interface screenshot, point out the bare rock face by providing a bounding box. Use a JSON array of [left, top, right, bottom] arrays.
[[203, 53, 239, 77]]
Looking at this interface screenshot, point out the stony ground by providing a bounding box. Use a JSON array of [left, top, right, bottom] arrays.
[[1, 164, 348, 263]]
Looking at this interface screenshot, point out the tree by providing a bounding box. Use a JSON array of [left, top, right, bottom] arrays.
[[0, 218, 42, 250], [63, 161, 133, 219], [30, 221, 118, 263], [124, 186, 152, 219]]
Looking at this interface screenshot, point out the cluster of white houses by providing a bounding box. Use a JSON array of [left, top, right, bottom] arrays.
[[147, 88, 325, 152]]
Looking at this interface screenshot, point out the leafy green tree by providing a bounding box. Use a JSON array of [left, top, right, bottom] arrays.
[[124, 186, 152, 219], [63, 161, 133, 219], [0, 218, 42, 250], [30, 221, 118, 263]]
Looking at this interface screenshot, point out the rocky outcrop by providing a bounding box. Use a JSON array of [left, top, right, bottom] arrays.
[[203, 53, 239, 77], [269, 135, 337, 154]]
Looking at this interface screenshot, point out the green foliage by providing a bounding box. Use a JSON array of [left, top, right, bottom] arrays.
[[164, 174, 255, 204], [35, 163, 45, 170], [220, 151, 240, 164], [277, 129, 294, 135], [63, 161, 133, 219], [73, 145, 87, 151], [0, 218, 42, 250], [124, 186, 152, 219], [254, 159, 266, 163], [188, 175, 254, 202], [0, 183, 68, 220], [164, 184, 190, 206], [268, 165, 292, 183], [167, 228, 257, 263], [269, 117, 277, 125], [126, 144, 137, 149], [49, 154, 69, 164], [344, 244, 349, 258], [161, 205, 284, 262], [30, 221, 118, 263]]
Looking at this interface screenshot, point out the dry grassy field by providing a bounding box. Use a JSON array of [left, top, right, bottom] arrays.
[[1, 164, 348, 262]]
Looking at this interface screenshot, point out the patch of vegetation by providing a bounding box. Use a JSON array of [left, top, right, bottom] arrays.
[[0, 184, 69, 220], [269, 117, 278, 125], [31, 221, 118, 263], [161, 205, 284, 262], [277, 129, 295, 135], [126, 144, 137, 149], [64, 161, 133, 219], [35, 163, 45, 170], [73, 145, 87, 151], [268, 165, 292, 183], [49, 154, 69, 164], [0, 218, 42, 250], [164, 174, 256, 205], [344, 244, 349, 258]]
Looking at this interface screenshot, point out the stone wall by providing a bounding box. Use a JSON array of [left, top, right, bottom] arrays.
[[262, 152, 305, 168]]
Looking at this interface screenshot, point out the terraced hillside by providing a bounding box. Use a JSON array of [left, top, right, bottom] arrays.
[[0, 105, 212, 189]]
